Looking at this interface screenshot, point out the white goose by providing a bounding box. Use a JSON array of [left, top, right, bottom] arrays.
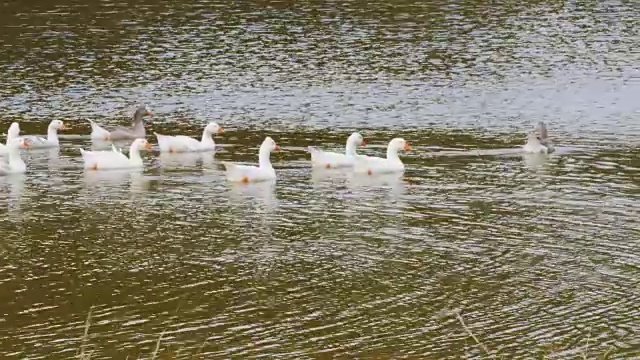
[[154, 122, 223, 153], [79, 138, 152, 170], [353, 138, 411, 175], [18, 120, 68, 149], [0, 138, 29, 175], [307, 132, 366, 168], [0, 122, 21, 156], [221, 136, 280, 183], [523, 131, 548, 153]]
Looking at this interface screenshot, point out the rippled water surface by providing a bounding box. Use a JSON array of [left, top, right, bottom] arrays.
[[1, 0, 639, 358]]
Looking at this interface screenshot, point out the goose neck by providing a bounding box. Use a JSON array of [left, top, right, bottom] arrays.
[[345, 139, 357, 156], [8, 147, 25, 169], [258, 146, 272, 168], [128, 143, 144, 165], [47, 126, 59, 143], [201, 129, 215, 146], [386, 146, 400, 161]]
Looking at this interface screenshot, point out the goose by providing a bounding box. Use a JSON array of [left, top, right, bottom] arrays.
[[221, 136, 280, 183], [18, 120, 68, 149], [307, 132, 366, 168], [80, 138, 152, 170], [353, 138, 411, 175], [88, 105, 153, 141], [154, 122, 223, 153]]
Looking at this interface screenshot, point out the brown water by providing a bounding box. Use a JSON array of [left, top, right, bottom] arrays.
[[1, 0, 639, 358]]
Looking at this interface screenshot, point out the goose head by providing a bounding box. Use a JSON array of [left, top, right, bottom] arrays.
[[261, 136, 280, 152], [8, 137, 30, 150], [133, 138, 152, 151], [49, 120, 68, 131], [388, 138, 411, 152], [347, 132, 366, 147], [345, 132, 366, 155], [205, 122, 223, 135], [133, 105, 154, 123]]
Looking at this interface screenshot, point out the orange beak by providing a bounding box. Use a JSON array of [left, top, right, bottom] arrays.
[[274, 145, 281, 151], [60, 122, 68, 130], [146, 111, 153, 117], [403, 143, 411, 151], [145, 142, 152, 150], [217, 127, 224, 134], [360, 139, 366, 147], [21, 139, 30, 148]]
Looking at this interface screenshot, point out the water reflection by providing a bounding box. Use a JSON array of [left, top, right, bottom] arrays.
[[0, 173, 27, 221], [227, 179, 277, 213], [225, 180, 279, 272], [46, 147, 61, 171], [522, 152, 551, 172], [83, 168, 145, 191], [347, 172, 406, 198], [128, 171, 149, 195], [310, 166, 349, 186], [200, 152, 218, 169], [158, 152, 202, 169]]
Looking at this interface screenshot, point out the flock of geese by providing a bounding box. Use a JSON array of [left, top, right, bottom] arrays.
[[0, 105, 555, 182]]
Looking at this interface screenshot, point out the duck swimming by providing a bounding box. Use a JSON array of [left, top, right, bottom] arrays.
[[154, 122, 223, 153], [88, 105, 153, 141], [307, 132, 366, 169], [18, 120, 68, 149], [80, 138, 152, 170], [221, 136, 280, 183], [353, 137, 411, 175]]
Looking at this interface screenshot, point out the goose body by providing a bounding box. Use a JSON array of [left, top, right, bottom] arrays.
[[155, 122, 223, 153], [222, 136, 279, 183], [523, 131, 548, 154], [88, 105, 153, 141], [353, 138, 411, 175], [308, 132, 366, 169], [18, 120, 68, 149], [0, 138, 29, 175], [80, 138, 152, 170]]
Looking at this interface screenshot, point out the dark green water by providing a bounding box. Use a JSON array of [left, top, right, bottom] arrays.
[[0, 0, 639, 358]]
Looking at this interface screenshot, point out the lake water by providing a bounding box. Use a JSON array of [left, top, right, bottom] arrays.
[[1, 0, 639, 358]]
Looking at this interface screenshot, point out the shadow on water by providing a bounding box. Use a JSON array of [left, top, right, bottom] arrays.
[[0, 0, 639, 359]]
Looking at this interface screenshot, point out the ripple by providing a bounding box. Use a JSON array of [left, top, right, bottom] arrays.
[[0, 0, 639, 359]]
